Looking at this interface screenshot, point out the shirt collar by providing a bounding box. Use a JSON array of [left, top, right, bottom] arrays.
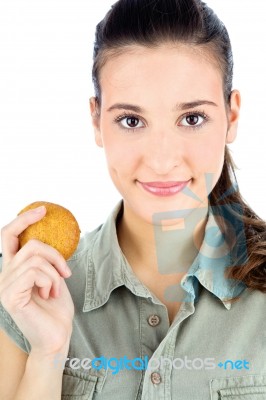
[[180, 206, 246, 310], [82, 200, 246, 312]]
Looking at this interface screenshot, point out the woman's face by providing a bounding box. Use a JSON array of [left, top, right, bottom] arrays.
[[90, 44, 240, 225]]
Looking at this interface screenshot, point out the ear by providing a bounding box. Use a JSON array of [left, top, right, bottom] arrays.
[[89, 97, 103, 148], [226, 90, 241, 144]]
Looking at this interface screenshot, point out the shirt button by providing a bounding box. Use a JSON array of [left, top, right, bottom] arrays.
[[148, 314, 160, 327], [150, 372, 162, 385]]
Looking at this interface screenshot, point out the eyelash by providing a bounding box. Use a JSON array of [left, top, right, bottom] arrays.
[[113, 110, 209, 133]]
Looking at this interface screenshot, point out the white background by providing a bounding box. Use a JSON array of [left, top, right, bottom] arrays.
[[0, 1, 265, 251]]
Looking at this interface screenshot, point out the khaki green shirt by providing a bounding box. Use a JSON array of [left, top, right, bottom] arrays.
[[1, 200, 266, 399]]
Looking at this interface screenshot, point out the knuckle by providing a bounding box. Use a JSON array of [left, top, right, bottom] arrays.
[[29, 254, 44, 265], [27, 238, 41, 248], [30, 256, 59, 278], [24, 239, 66, 270], [24, 267, 37, 280], [25, 267, 47, 282], [26, 239, 44, 256]]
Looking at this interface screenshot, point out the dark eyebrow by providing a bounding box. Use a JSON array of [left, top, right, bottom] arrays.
[[107, 103, 143, 113], [107, 100, 218, 113], [176, 100, 218, 110]]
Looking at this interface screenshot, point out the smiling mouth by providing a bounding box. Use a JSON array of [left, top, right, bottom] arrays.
[[137, 179, 191, 196]]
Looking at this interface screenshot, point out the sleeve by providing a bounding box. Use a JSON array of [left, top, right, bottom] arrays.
[[0, 255, 31, 354]]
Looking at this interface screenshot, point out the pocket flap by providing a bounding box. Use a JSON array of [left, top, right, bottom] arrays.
[[62, 366, 106, 399], [210, 374, 266, 400]]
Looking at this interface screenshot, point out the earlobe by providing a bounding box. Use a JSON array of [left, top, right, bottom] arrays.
[[226, 90, 241, 144], [89, 97, 103, 148]]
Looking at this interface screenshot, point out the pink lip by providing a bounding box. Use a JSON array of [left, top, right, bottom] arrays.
[[137, 180, 191, 197]]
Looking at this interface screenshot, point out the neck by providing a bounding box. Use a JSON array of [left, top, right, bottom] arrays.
[[116, 200, 209, 276]]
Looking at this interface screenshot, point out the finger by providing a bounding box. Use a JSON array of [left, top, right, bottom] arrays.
[[38, 283, 52, 300], [9, 240, 71, 278], [1, 255, 62, 300], [0, 268, 53, 312], [1, 206, 46, 266]]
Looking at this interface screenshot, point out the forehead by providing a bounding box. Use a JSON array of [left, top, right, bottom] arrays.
[[99, 44, 224, 106]]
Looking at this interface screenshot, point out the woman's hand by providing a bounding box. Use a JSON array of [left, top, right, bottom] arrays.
[[0, 206, 75, 356]]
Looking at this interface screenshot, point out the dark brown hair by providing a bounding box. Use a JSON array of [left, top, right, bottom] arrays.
[[91, 0, 266, 294]]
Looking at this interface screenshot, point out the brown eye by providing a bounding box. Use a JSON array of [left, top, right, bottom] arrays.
[[116, 115, 145, 130], [186, 115, 199, 126], [126, 117, 139, 128], [179, 112, 206, 129]]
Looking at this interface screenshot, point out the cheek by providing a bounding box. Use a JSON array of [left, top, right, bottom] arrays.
[[188, 134, 226, 176], [101, 134, 140, 175]]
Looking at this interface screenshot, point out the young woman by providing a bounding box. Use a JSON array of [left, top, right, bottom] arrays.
[[0, 0, 266, 399]]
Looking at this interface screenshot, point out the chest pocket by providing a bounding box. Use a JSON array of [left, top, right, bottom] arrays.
[[61, 366, 107, 400], [210, 374, 266, 400]]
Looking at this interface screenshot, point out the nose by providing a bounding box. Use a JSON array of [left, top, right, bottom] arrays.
[[144, 130, 183, 175]]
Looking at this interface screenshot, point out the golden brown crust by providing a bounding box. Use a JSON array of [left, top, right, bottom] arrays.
[[18, 201, 81, 260]]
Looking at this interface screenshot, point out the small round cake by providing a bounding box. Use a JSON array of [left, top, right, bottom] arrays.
[[18, 201, 81, 260]]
